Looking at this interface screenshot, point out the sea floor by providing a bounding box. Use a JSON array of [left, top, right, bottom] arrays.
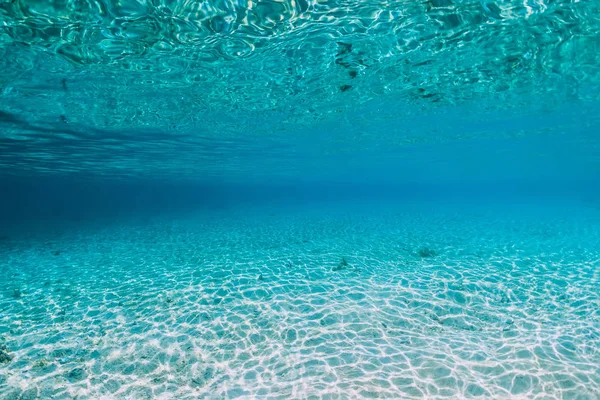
[[1, 202, 599, 399]]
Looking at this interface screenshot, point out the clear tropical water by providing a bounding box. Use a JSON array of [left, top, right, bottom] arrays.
[[1, 0, 600, 399]]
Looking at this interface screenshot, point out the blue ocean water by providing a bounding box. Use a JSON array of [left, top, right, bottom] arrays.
[[1, 0, 600, 398]]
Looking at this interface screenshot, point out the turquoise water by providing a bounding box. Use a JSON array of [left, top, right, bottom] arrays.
[[1, 0, 600, 398], [1, 200, 600, 398]]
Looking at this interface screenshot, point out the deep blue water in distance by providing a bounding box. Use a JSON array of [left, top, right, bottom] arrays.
[[1, 0, 600, 398]]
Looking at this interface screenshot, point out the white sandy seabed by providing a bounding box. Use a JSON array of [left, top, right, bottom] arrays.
[[1, 204, 599, 399]]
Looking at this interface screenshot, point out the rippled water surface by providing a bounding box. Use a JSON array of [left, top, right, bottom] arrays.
[[1, 0, 600, 178]]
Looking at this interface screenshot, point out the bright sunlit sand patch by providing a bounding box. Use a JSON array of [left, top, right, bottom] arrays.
[[1, 204, 599, 398]]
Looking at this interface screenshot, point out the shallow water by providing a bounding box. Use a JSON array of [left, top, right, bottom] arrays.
[[2, 0, 600, 398], [1, 201, 599, 398]]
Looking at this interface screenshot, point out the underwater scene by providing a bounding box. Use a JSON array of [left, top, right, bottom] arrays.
[[1, 0, 600, 398]]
